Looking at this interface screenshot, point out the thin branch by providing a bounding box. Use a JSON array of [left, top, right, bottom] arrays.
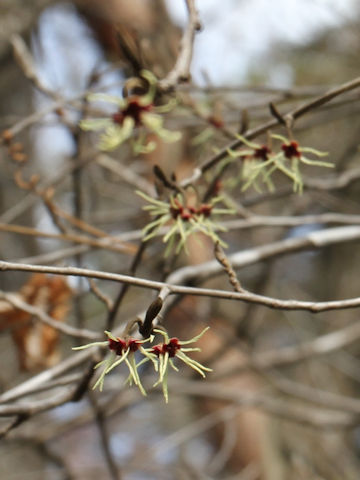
[[0, 155, 94, 224], [158, 0, 201, 92], [0, 415, 28, 439], [0, 222, 136, 255], [89, 279, 114, 311], [96, 154, 155, 197], [221, 211, 360, 230], [3, 223, 360, 314], [243, 166, 360, 207], [17, 245, 90, 265], [180, 76, 360, 186], [214, 243, 245, 292], [149, 405, 237, 457], [105, 240, 149, 331], [0, 349, 93, 404], [0, 386, 78, 417], [268, 373, 360, 416], [15, 209, 360, 265], [88, 392, 122, 480], [166, 225, 360, 286], [172, 381, 357, 429], [34, 441, 74, 480], [41, 197, 116, 239], [207, 414, 238, 476], [0, 291, 101, 340], [0, 373, 83, 404], [214, 318, 360, 377], [11, 34, 59, 100]]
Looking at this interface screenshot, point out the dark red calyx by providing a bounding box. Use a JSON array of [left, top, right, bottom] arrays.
[[180, 209, 192, 221], [170, 198, 183, 219], [282, 141, 300, 159], [152, 338, 181, 358], [164, 338, 181, 358], [151, 345, 164, 357], [254, 145, 270, 161], [170, 198, 213, 221], [170, 199, 194, 221], [197, 204, 212, 217], [108, 337, 140, 356], [112, 98, 153, 126], [108, 338, 127, 356], [127, 339, 141, 352]]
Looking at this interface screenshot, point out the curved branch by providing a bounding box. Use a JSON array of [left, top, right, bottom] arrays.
[[2, 223, 360, 313]]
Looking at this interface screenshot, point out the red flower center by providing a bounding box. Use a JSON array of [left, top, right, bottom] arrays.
[[197, 204, 213, 217], [282, 141, 301, 159], [254, 145, 271, 161], [170, 199, 192, 221], [170, 199, 213, 221], [108, 337, 140, 355], [164, 338, 181, 357], [112, 98, 153, 127], [108, 338, 126, 355], [152, 338, 181, 358]]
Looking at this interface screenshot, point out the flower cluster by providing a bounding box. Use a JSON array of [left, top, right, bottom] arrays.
[[149, 328, 212, 403], [73, 328, 211, 402], [137, 190, 235, 255], [73, 331, 151, 393], [228, 134, 333, 193], [80, 70, 181, 154]]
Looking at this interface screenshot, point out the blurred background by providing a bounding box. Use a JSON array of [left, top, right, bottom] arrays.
[[1, 0, 360, 479]]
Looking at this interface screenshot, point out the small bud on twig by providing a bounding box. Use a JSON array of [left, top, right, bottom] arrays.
[[140, 297, 163, 337]]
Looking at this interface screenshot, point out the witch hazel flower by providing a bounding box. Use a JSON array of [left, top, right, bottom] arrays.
[[272, 134, 333, 193], [228, 134, 332, 193], [73, 327, 212, 402], [149, 327, 212, 403], [227, 136, 277, 192], [137, 190, 235, 255], [73, 331, 152, 394], [80, 70, 181, 154]]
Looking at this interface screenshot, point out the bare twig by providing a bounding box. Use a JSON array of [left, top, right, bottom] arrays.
[[180, 76, 360, 186], [0, 373, 83, 404], [96, 154, 155, 197], [158, 0, 201, 92], [89, 279, 114, 311], [17, 245, 90, 265], [0, 222, 136, 255], [0, 349, 94, 404], [0, 415, 28, 439], [172, 380, 358, 429], [149, 405, 237, 457], [88, 392, 122, 480], [105, 240, 149, 331], [214, 243, 245, 292], [0, 386, 78, 417], [3, 223, 360, 315], [214, 319, 360, 377], [268, 373, 360, 416], [166, 225, 360, 287], [11, 34, 59, 100], [15, 209, 360, 264], [0, 291, 100, 340]]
